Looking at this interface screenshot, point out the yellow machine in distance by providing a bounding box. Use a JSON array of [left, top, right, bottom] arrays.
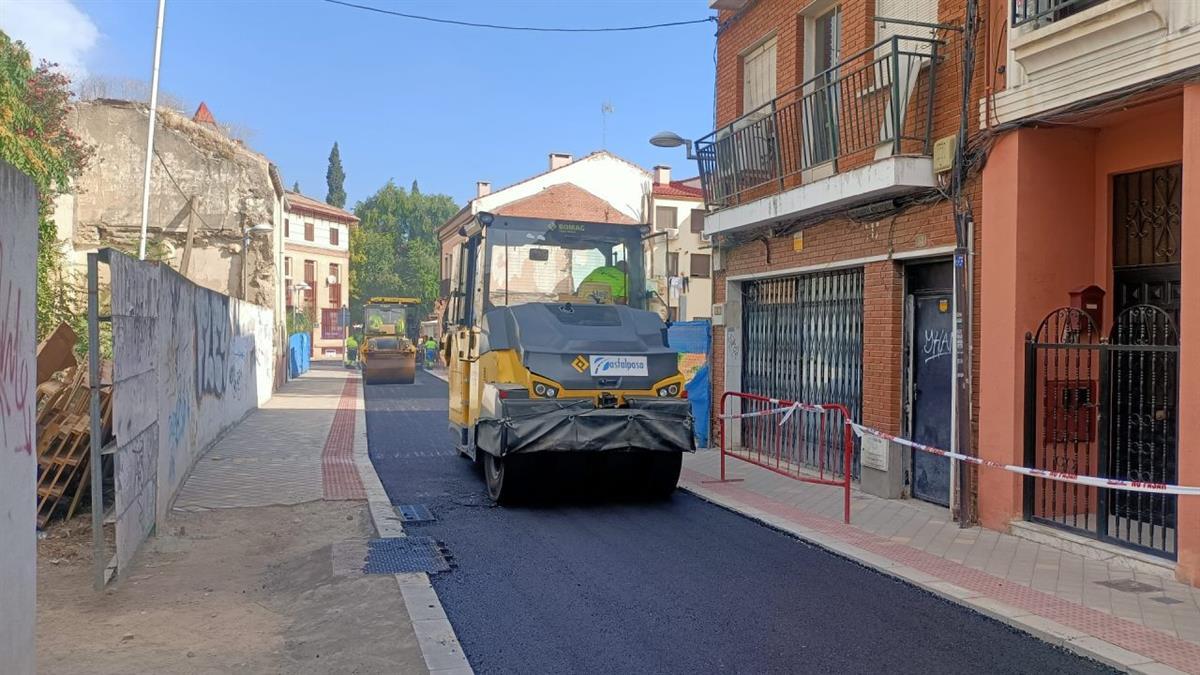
[[442, 213, 694, 503], [360, 296, 420, 385]]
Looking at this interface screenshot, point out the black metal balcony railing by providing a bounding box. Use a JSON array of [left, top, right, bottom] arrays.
[[1012, 0, 1106, 27], [696, 35, 942, 211]]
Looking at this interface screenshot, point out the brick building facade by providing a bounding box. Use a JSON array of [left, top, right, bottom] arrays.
[[700, 0, 985, 515]]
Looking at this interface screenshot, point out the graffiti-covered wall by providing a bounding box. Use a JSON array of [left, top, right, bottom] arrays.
[[109, 251, 274, 573], [0, 161, 38, 673]]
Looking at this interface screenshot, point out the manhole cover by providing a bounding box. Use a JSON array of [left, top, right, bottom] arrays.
[[363, 536, 450, 574], [395, 504, 435, 522], [1095, 579, 1160, 594], [1151, 596, 1183, 605]]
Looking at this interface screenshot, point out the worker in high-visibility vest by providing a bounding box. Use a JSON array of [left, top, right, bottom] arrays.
[[577, 259, 628, 303]]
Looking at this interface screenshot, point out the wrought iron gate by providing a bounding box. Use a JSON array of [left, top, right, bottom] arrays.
[[741, 269, 863, 476], [1024, 305, 1180, 559]]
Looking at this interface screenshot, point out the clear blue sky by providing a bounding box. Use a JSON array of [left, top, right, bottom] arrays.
[[6, 0, 716, 209]]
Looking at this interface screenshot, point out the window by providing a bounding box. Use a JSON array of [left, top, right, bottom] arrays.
[[690, 208, 706, 234], [284, 257, 292, 277], [655, 205, 677, 231], [742, 37, 777, 114], [328, 263, 341, 305], [330, 227, 339, 246], [304, 222, 314, 241], [303, 260, 316, 302], [668, 252, 679, 277], [691, 253, 711, 278], [805, 7, 841, 166], [284, 218, 290, 237]]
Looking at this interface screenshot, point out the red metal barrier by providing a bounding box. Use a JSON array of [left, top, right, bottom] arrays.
[[716, 391, 854, 524]]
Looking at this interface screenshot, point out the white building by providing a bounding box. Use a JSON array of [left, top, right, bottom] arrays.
[[648, 165, 712, 322]]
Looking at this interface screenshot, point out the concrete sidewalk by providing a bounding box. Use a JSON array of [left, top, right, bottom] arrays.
[[37, 364, 455, 674], [681, 450, 1200, 674]]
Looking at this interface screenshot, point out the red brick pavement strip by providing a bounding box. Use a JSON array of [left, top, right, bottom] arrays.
[[680, 467, 1200, 674], [322, 376, 366, 501]]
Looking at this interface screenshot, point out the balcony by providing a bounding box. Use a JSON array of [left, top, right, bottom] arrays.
[[696, 35, 942, 232], [1012, 0, 1106, 27], [992, 0, 1197, 124]]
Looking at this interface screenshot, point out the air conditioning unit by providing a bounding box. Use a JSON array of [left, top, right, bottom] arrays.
[[665, 227, 680, 241]]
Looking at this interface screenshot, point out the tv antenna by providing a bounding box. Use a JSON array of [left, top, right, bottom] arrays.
[[601, 100, 614, 148]]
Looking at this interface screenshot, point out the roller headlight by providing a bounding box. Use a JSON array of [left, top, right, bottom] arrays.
[[534, 383, 547, 396], [544, 387, 557, 398], [658, 388, 671, 397], [668, 384, 679, 396]]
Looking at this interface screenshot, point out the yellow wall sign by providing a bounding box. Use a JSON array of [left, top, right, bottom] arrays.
[[571, 355, 589, 373]]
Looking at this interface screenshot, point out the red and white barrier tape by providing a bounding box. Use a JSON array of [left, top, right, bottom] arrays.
[[720, 401, 830, 423], [850, 423, 1200, 496]]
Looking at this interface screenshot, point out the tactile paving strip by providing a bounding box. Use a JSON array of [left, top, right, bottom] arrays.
[[394, 504, 435, 522], [363, 536, 451, 574]]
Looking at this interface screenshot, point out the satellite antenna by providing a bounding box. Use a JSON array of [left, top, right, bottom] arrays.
[[601, 100, 614, 148]]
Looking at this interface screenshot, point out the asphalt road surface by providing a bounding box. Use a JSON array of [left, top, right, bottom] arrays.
[[366, 371, 1114, 675]]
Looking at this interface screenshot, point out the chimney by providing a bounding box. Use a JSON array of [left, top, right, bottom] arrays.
[[476, 181, 491, 198], [654, 165, 671, 185], [549, 152, 572, 171]]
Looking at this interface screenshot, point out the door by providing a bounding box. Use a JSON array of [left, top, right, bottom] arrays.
[[806, 6, 841, 167], [906, 262, 953, 506], [447, 238, 479, 432], [1105, 164, 1182, 557]]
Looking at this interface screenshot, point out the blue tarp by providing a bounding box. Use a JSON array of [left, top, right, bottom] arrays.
[[667, 320, 712, 448], [289, 332, 311, 378]]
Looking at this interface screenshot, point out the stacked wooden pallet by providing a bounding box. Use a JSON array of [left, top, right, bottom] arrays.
[[35, 365, 113, 528]]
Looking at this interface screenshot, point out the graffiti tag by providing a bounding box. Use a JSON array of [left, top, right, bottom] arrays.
[[922, 329, 951, 364], [194, 293, 231, 398], [0, 244, 33, 455]]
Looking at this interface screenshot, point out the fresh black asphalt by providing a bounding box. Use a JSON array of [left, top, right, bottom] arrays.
[[365, 371, 1115, 675]]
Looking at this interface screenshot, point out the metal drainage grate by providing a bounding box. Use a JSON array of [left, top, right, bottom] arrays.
[[1095, 579, 1160, 594], [363, 536, 451, 575], [394, 504, 435, 522], [1151, 596, 1183, 605]]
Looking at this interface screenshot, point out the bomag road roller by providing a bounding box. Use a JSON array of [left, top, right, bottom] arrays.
[[360, 297, 419, 384], [442, 212, 694, 503]]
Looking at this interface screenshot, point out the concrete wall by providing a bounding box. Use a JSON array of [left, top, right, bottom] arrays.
[[53, 100, 283, 311], [109, 250, 274, 574], [0, 161, 39, 673]]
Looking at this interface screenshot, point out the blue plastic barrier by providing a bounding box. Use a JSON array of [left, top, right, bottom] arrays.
[[289, 332, 311, 378], [667, 320, 712, 448]]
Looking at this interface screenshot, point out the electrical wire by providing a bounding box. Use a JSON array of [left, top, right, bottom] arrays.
[[321, 0, 715, 32]]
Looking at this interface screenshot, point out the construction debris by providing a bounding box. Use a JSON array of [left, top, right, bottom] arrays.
[[35, 364, 113, 529]]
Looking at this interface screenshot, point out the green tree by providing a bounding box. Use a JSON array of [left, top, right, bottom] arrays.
[[325, 141, 346, 208], [349, 180, 457, 323], [0, 32, 93, 342], [292, 180, 300, 193]]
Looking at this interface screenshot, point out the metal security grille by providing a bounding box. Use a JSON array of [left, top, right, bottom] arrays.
[[741, 269, 864, 476], [1024, 306, 1179, 559]]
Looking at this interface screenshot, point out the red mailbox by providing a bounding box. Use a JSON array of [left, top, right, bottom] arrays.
[[1069, 285, 1105, 333]]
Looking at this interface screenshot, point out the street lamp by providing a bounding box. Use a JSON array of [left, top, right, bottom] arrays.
[[241, 222, 274, 300], [649, 131, 697, 160]]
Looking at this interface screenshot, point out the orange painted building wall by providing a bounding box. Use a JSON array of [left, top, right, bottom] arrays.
[[980, 90, 1197, 585]]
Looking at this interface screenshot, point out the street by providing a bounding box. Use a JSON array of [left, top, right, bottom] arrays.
[[365, 372, 1113, 675]]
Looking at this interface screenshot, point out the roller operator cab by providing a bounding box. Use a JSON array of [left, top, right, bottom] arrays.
[[443, 213, 694, 503]]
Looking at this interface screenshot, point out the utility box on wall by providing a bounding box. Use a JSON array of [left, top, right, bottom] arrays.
[[859, 434, 909, 499]]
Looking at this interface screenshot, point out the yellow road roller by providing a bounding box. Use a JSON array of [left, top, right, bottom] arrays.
[[361, 297, 419, 385], [442, 213, 694, 503]]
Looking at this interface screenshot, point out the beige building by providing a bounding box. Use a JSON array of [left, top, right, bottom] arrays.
[[647, 166, 711, 322], [283, 191, 357, 358]]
